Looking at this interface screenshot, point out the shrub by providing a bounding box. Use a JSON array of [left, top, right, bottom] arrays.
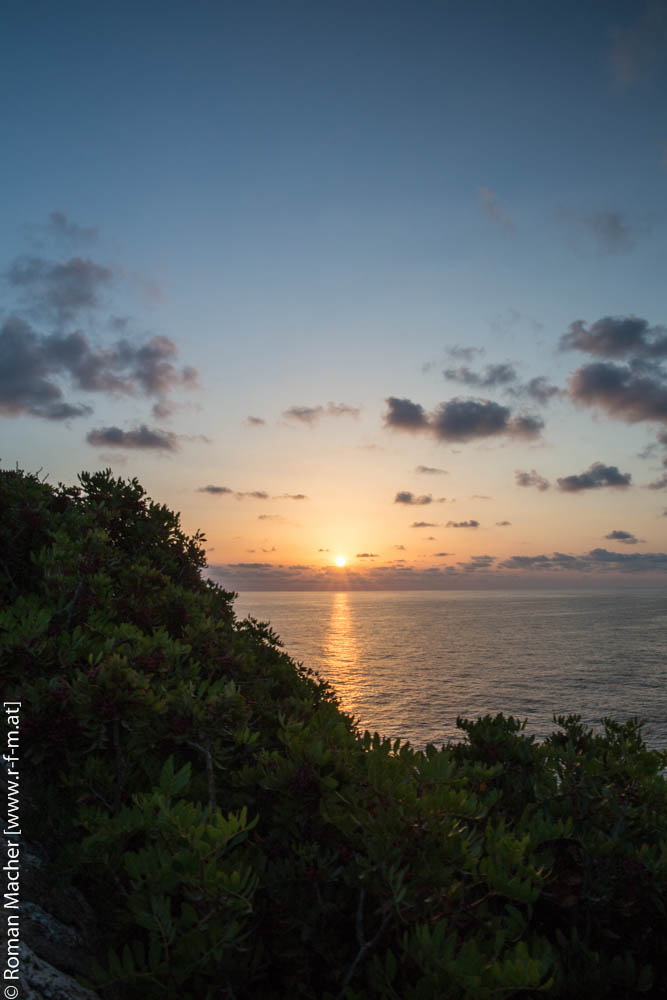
[[3, 465, 667, 998]]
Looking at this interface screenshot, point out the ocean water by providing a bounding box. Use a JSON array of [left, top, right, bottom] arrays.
[[233, 589, 667, 751]]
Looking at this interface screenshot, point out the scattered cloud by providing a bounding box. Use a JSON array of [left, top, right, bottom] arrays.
[[515, 376, 563, 405], [86, 424, 179, 451], [447, 520, 479, 528], [605, 530, 642, 544], [246, 415, 266, 426], [410, 521, 438, 528], [383, 396, 429, 431], [415, 465, 448, 475], [385, 396, 543, 443], [394, 491, 433, 505], [568, 361, 667, 424], [47, 211, 98, 244], [258, 514, 285, 521], [560, 316, 667, 358], [198, 486, 306, 500], [356, 552, 378, 558], [434, 552, 451, 557], [430, 399, 543, 442], [515, 469, 550, 491], [500, 548, 667, 574], [0, 317, 196, 421], [448, 345, 484, 362], [443, 363, 518, 388], [479, 187, 515, 233], [393, 544, 406, 550], [557, 462, 632, 492], [457, 555, 495, 571], [496, 521, 512, 526], [209, 543, 667, 590], [198, 485, 233, 495], [647, 458, 667, 490], [610, 1, 667, 87], [283, 401, 361, 424], [582, 211, 638, 254], [8, 254, 113, 324]]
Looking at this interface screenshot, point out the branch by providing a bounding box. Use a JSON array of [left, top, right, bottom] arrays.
[[186, 739, 217, 811], [338, 891, 391, 998]]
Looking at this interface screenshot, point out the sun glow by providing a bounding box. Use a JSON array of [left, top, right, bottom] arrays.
[[334, 554, 347, 567]]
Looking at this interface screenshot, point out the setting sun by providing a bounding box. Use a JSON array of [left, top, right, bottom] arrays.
[[334, 555, 347, 567]]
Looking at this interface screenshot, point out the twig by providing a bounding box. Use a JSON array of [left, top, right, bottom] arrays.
[[338, 891, 391, 998], [186, 739, 217, 811], [113, 719, 126, 814]]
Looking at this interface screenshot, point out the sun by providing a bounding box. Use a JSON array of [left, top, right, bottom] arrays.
[[334, 554, 347, 567]]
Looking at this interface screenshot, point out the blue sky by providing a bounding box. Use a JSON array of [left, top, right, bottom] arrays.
[[2, 0, 667, 588]]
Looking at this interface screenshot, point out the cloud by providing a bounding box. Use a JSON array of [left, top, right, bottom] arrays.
[[457, 555, 495, 571], [283, 401, 360, 424], [410, 521, 438, 528], [258, 514, 285, 521], [209, 542, 667, 590], [393, 544, 406, 550], [384, 395, 543, 443], [431, 399, 543, 442], [394, 491, 433, 505], [199, 486, 304, 500], [246, 415, 266, 426], [568, 361, 667, 424], [415, 465, 448, 475], [647, 458, 667, 490], [8, 254, 114, 324], [0, 316, 198, 420], [383, 396, 429, 430], [501, 548, 667, 574], [557, 462, 632, 492], [356, 553, 378, 558], [198, 485, 233, 495], [443, 363, 518, 388], [326, 402, 361, 417], [447, 345, 484, 362], [610, 1, 667, 86], [605, 530, 642, 544], [515, 376, 563, 405], [434, 552, 451, 557], [47, 212, 98, 244], [582, 211, 637, 253], [447, 520, 479, 528], [86, 424, 179, 451], [515, 469, 550, 491], [496, 521, 512, 526], [479, 187, 515, 233], [282, 405, 322, 424], [152, 400, 174, 419], [560, 316, 667, 358]]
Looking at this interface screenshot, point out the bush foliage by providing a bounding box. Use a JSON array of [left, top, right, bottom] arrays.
[[3, 465, 667, 998]]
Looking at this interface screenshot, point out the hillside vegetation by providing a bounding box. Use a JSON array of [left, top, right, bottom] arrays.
[[3, 466, 667, 998]]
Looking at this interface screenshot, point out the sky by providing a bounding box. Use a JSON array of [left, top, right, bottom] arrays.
[[2, 0, 667, 589]]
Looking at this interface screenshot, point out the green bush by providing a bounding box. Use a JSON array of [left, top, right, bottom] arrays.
[[3, 465, 667, 998]]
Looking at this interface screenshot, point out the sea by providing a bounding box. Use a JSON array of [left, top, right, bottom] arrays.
[[233, 589, 667, 752]]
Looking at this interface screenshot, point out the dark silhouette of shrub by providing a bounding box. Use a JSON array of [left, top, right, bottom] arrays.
[[3, 465, 667, 998]]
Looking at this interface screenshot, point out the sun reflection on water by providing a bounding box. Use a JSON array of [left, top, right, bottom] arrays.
[[323, 592, 358, 681]]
